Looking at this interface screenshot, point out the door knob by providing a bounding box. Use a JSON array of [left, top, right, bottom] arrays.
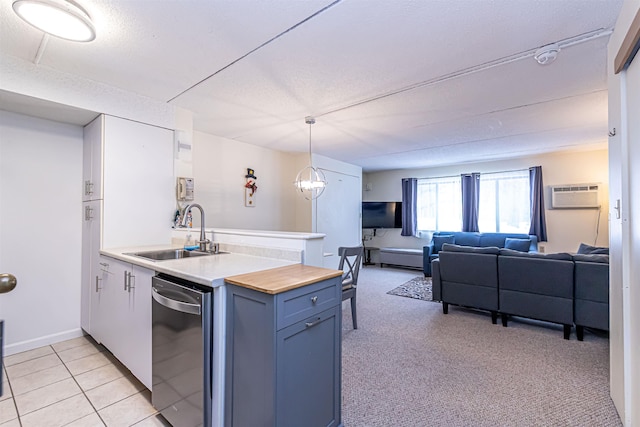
[[0, 273, 17, 294]]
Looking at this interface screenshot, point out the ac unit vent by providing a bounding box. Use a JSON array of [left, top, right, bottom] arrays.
[[551, 184, 599, 209]]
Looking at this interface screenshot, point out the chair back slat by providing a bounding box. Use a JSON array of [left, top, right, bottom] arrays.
[[338, 246, 364, 287]]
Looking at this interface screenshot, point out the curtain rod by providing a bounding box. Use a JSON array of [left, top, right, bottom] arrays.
[[411, 166, 535, 181]]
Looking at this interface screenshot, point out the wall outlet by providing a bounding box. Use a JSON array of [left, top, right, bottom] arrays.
[[539, 245, 545, 253]]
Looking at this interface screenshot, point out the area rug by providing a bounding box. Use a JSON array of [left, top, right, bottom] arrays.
[[387, 276, 434, 302]]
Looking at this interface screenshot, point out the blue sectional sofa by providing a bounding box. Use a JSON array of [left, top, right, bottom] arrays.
[[573, 254, 610, 340], [423, 231, 539, 276], [431, 243, 610, 340]]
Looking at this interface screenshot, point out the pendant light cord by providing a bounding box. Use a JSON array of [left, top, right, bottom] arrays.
[[308, 122, 312, 164], [305, 116, 315, 165]]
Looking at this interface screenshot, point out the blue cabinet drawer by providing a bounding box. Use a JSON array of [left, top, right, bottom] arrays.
[[276, 277, 340, 330]]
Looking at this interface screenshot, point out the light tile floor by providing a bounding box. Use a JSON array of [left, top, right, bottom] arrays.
[[0, 336, 169, 427]]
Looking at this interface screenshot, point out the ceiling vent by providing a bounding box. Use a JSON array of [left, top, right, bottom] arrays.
[[550, 184, 600, 209]]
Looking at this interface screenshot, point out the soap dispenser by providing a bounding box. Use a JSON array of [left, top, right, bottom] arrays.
[[184, 233, 195, 250]]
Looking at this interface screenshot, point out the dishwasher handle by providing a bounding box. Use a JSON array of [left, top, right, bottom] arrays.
[[152, 287, 201, 315]]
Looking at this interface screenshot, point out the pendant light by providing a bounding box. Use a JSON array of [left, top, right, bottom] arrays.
[[294, 116, 327, 200], [12, 0, 96, 42]]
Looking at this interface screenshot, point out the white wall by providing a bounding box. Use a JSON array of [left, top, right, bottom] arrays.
[[0, 110, 84, 354], [363, 149, 609, 254], [314, 154, 363, 268], [190, 131, 299, 231]]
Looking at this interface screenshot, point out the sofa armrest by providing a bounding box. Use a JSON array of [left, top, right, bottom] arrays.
[[423, 245, 434, 276], [431, 258, 442, 301]]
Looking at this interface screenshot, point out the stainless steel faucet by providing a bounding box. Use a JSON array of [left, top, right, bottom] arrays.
[[181, 203, 211, 252]]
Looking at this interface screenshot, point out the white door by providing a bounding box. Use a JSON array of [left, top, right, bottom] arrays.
[[623, 52, 640, 426], [316, 169, 361, 269], [607, 57, 626, 418], [608, 38, 640, 425]]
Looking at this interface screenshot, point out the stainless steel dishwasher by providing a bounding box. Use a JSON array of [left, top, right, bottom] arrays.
[[152, 274, 212, 427]]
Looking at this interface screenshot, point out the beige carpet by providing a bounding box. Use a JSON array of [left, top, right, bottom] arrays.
[[341, 266, 621, 427]]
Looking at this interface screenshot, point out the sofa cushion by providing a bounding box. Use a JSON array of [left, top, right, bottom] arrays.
[[453, 233, 481, 247], [504, 238, 531, 252], [577, 243, 609, 255], [572, 254, 609, 264], [432, 235, 454, 253], [442, 243, 500, 255], [499, 249, 573, 260]]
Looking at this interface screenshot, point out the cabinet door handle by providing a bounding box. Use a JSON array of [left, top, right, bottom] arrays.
[[305, 317, 322, 328], [95, 276, 102, 292], [124, 271, 128, 291], [127, 273, 135, 292], [310, 296, 318, 304]]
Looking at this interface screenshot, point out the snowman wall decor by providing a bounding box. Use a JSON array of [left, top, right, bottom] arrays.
[[244, 168, 257, 207]]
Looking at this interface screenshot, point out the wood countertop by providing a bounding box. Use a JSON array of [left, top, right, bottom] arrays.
[[224, 263, 343, 294]]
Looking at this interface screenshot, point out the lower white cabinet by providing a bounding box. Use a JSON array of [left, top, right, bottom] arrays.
[[92, 255, 153, 389]]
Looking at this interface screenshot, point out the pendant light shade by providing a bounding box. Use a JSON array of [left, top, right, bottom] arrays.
[[13, 0, 96, 42], [294, 116, 327, 200]]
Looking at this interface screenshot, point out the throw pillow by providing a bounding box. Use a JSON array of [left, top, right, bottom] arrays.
[[432, 235, 455, 253], [573, 254, 609, 264], [577, 243, 609, 255], [504, 237, 531, 252]]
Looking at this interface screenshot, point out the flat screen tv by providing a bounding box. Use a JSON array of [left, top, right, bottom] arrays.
[[362, 202, 402, 229]]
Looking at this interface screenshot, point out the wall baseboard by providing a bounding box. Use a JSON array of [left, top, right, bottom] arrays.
[[4, 328, 85, 357]]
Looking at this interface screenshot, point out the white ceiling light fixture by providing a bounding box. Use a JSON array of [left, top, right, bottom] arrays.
[[534, 43, 560, 65], [294, 116, 327, 200], [12, 0, 96, 42]]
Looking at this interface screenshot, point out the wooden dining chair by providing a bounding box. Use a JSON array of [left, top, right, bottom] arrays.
[[338, 246, 364, 329]]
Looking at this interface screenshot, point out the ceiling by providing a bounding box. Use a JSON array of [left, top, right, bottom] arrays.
[[0, 0, 623, 172]]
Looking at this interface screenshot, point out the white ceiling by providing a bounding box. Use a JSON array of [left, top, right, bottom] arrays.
[[0, 0, 623, 172]]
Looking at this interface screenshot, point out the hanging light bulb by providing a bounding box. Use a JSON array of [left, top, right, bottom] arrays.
[[294, 116, 327, 200]]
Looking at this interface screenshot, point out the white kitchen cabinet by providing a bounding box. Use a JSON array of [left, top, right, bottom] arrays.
[[90, 255, 112, 346], [82, 115, 103, 202], [80, 199, 102, 334], [102, 115, 174, 249], [95, 255, 153, 389], [82, 113, 172, 389]]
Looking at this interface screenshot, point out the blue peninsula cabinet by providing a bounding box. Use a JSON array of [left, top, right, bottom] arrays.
[[224, 264, 344, 427]]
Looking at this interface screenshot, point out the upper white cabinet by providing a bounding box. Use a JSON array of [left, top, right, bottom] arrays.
[[83, 115, 104, 202], [102, 115, 174, 248]]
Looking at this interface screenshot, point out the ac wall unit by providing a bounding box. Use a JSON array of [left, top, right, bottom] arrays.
[[550, 184, 600, 209]]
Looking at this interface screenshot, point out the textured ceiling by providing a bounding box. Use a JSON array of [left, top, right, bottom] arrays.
[[0, 0, 623, 171]]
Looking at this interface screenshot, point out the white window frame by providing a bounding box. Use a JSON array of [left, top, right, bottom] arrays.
[[478, 169, 530, 233], [416, 175, 462, 232]]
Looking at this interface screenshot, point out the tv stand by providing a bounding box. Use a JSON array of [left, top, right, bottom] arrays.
[[363, 246, 379, 265]]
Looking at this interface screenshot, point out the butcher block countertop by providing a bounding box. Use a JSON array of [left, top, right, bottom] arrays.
[[225, 264, 343, 294]]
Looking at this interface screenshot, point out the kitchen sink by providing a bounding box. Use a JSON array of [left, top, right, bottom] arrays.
[[126, 248, 227, 261]]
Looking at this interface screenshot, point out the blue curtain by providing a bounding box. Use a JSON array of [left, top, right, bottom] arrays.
[[401, 178, 417, 236], [529, 166, 548, 241], [461, 173, 480, 232]]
